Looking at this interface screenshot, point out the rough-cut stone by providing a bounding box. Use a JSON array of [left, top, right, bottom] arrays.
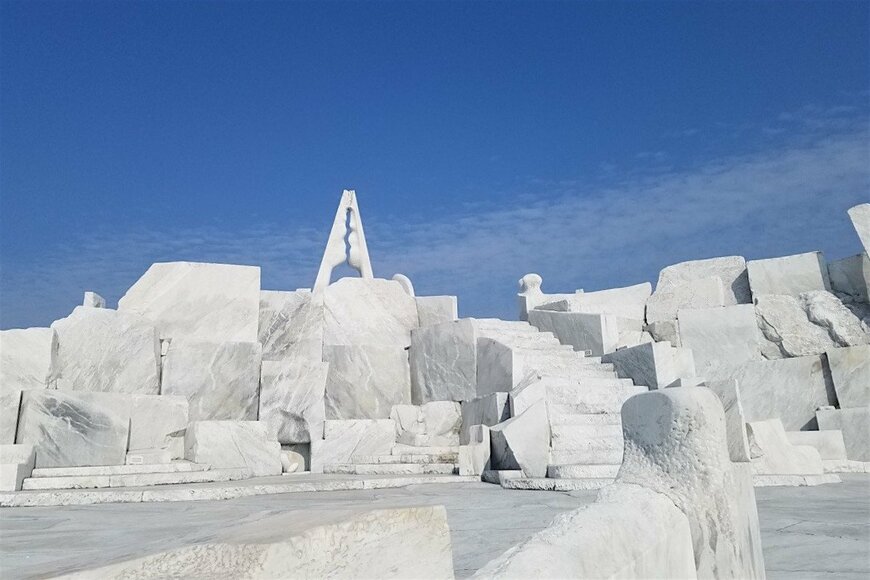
[[323, 344, 410, 420], [816, 407, 870, 461], [704, 379, 751, 462], [602, 341, 695, 389], [460, 393, 510, 445], [619, 387, 766, 579], [410, 320, 477, 404], [754, 294, 836, 359], [572, 282, 651, 320], [0, 327, 55, 443], [310, 419, 396, 473], [645, 319, 681, 346], [16, 390, 130, 468], [828, 253, 870, 302], [746, 419, 823, 475], [184, 421, 281, 477], [826, 345, 870, 408], [392, 401, 461, 447], [786, 430, 848, 460], [119, 261, 261, 343], [679, 305, 762, 378], [415, 296, 458, 327], [747, 251, 830, 298], [459, 424, 491, 476], [489, 401, 550, 478], [527, 310, 619, 356], [848, 203, 870, 253], [728, 355, 832, 431], [801, 290, 869, 347], [259, 360, 328, 444], [322, 277, 419, 347], [257, 290, 323, 362], [656, 255, 751, 305], [161, 340, 262, 422], [51, 307, 161, 395], [128, 395, 188, 455], [646, 275, 725, 324], [0, 444, 35, 491], [83, 291, 106, 308], [280, 448, 305, 473]]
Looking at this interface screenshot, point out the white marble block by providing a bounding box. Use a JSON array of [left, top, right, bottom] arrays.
[[460, 392, 510, 444], [416, 296, 458, 327], [602, 341, 695, 389], [704, 379, 751, 462], [848, 203, 870, 254], [746, 419, 824, 475], [310, 419, 396, 473], [118, 261, 261, 342], [0, 327, 56, 443], [489, 400, 550, 477], [459, 424, 491, 476], [82, 291, 106, 308], [161, 340, 262, 422], [646, 275, 725, 324], [184, 421, 281, 477], [786, 430, 848, 460], [16, 390, 130, 468], [259, 360, 328, 444], [755, 294, 837, 359], [619, 387, 766, 578], [572, 282, 651, 320], [410, 320, 478, 404], [0, 444, 35, 491], [323, 344, 411, 420], [816, 407, 870, 461], [826, 346, 870, 408], [128, 394, 189, 454], [801, 290, 869, 347], [322, 277, 419, 347], [258, 289, 324, 362], [527, 310, 619, 356], [828, 253, 870, 302], [51, 306, 161, 395], [747, 251, 831, 298], [391, 401, 461, 447], [728, 355, 832, 431], [656, 255, 752, 305], [679, 304, 762, 378]]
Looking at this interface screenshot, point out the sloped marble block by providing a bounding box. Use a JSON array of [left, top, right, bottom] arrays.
[[848, 203, 870, 254], [323, 344, 411, 420], [679, 304, 762, 378], [489, 400, 550, 477], [602, 341, 694, 389], [51, 306, 160, 395], [746, 419, 823, 475], [310, 419, 396, 473], [259, 359, 328, 444], [184, 421, 281, 477], [258, 289, 323, 362], [826, 345, 870, 408], [0, 327, 56, 443], [322, 277, 419, 347], [416, 296, 458, 327], [746, 251, 831, 298], [16, 390, 131, 468], [528, 310, 619, 356], [646, 276, 725, 324], [828, 253, 870, 302], [410, 320, 477, 404], [460, 392, 510, 445], [816, 407, 870, 461], [161, 340, 262, 422], [118, 261, 261, 342]]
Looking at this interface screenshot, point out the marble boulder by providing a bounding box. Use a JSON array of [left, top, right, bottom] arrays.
[[184, 421, 281, 477]]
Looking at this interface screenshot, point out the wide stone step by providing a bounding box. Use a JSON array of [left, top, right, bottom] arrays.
[[21, 468, 251, 490], [547, 464, 621, 479], [545, 385, 648, 410], [500, 477, 612, 491], [551, 424, 624, 447], [353, 453, 459, 464], [30, 462, 209, 478], [391, 444, 460, 456], [550, 448, 624, 465], [323, 463, 456, 475], [549, 412, 622, 427]]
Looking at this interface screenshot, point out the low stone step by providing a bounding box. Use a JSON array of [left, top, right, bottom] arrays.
[[550, 448, 624, 465], [21, 468, 251, 491], [491, 334, 571, 350], [352, 453, 459, 465], [545, 385, 648, 410], [549, 412, 622, 427], [822, 460, 870, 474], [323, 463, 456, 475], [752, 474, 841, 487], [30, 462, 209, 479], [551, 424, 624, 447], [482, 470, 524, 485], [391, 444, 459, 456], [500, 477, 612, 491], [547, 464, 621, 479]]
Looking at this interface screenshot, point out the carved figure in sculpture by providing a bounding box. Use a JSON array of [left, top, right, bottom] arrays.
[[313, 190, 374, 293]]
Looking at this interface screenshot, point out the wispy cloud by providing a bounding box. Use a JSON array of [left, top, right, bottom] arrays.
[[2, 106, 868, 328]]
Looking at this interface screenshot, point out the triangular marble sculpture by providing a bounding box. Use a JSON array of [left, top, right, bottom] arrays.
[[313, 190, 374, 294]]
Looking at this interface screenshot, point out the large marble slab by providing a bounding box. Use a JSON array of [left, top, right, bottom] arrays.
[[704, 378, 751, 462], [489, 400, 550, 477], [322, 277, 419, 347], [258, 289, 323, 362], [259, 359, 328, 444], [16, 390, 131, 468], [826, 345, 870, 408], [603, 341, 695, 389], [816, 407, 870, 461], [746, 251, 831, 298], [646, 276, 725, 324], [415, 296, 458, 327], [655, 255, 751, 305], [827, 253, 870, 302], [410, 320, 477, 404], [184, 421, 281, 477], [0, 327, 56, 443], [128, 395, 188, 454], [572, 282, 651, 320], [118, 261, 261, 343], [51, 307, 160, 395], [848, 203, 870, 254], [161, 340, 262, 421], [678, 304, 762, 378], [309, 419, 396, 473], [323, 344, 411, 420]]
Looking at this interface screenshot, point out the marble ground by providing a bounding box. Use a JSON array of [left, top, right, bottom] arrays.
[[0, 476, 867, 579]]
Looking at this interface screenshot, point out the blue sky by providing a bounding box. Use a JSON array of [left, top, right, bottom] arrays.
[[1, 1, 868, 329]]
